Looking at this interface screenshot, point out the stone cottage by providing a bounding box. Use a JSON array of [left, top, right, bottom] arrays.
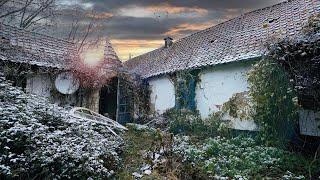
[[124, 0, 320, 134], [0, 23, 121, 117]]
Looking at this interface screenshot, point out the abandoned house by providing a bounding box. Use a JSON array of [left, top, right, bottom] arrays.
[[0, 23, 122, 120], [124, 0, 320, 135], [0, 0, 319, 136]]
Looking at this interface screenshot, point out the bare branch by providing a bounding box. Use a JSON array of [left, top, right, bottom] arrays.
[[0, 0, 10, 8], [20, 0, 55, 28], [20, 0, 31, 27], [24, 13, 51, 29], [0, 0, 34, 19], [78, 19, 94, 52], [1, 0, 57, 32]]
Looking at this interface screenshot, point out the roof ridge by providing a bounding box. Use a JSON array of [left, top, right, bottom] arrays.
[[174, 0, 293, 44], [128, 0, 297, 62], [0, 23, 75, 45]]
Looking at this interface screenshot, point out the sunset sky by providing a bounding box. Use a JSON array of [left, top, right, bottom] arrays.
[[57, 0, 283, 61]]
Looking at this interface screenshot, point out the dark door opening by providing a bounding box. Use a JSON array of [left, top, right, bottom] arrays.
[[99, 77, 118, 120]]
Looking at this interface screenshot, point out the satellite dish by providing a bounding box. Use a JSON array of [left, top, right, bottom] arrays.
[[55, 72, 80, 94]]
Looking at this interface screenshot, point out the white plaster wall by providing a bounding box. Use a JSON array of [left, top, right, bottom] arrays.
[[225, 114, 257, 131], [25, 73, 80, 108], [149, 76, 175, 114], [26, 74, 52, 98], [196, 63, 257, 131]]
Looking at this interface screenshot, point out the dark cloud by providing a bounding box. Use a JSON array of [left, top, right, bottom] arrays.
[[78, 0, 283, 12], [100, 16, 192, 39], [162, 0, 283, 10], [55, 0, 283, 59], [56, 0, 283, 39]]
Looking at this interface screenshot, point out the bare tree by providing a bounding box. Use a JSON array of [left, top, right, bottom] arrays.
[[1, 0, 108, 53], [0, 0, 32, 19], [64, 7, 108, 53], [0, 0, 57, 31]]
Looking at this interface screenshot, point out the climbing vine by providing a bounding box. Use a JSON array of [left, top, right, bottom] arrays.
[[268, 14, 320, 110], [118, 73, 151, 123], [222, 92, 253, 120], [248, 14, 320, 147], [172, 70, 200, 111], [0, 61, 34, 89], [68, 58, 116, 88], [248, 58, 298, 147]]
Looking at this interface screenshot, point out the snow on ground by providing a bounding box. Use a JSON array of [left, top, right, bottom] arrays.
[[0, 72, 123, 179]]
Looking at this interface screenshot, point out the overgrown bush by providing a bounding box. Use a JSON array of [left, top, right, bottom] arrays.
[[164, 108, 229, 138], [268, 14, 320, 110], [248, 58, 298, 147], [0, 73, 123, 179], [165, 109, 204, 136], [174, 135, 320, 179], [119, 112, 320, 179], [118, 123, 210, 180]]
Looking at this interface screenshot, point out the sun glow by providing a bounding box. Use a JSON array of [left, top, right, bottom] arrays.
[[81, 47, 104, 66]]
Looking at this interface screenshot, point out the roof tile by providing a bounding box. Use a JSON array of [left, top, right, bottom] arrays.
[[124, 0, 320, 79], [0, 23, 77, 69]]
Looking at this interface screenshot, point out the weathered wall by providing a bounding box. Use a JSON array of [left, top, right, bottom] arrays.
[[82, 89, 100, 113], [299, 109, 320, 137], [26, 73, 52, 98], [196, 62, 257, 130], [26, 72, 100, 112], [149, 76, 175, 114]]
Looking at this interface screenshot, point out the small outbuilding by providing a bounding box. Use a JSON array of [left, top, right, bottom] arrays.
[[0, 23, 122, 119]]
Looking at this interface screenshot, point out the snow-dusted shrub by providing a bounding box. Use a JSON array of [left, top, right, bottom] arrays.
[[165, 109, 205, 136], [0, 73, 123, 179], [165, 109, 229, 138], [173, 135, 320, 179]]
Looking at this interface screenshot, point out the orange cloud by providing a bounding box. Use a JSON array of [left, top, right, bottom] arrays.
[[164, 22, 215, 37], [111, 39, 163, 61], [85, 12, 113, 19], [117, 3, 208, 18], [110, 23, 216, 61], [147, 3, 208, 16]]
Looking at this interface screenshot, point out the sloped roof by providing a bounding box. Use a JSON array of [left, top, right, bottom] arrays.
[[124, 0, 320, 79], [0, 23, 77, 69], [103, 38, 122, 69]]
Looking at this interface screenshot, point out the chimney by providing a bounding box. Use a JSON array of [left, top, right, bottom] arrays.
[[164, 37, 173, 48]]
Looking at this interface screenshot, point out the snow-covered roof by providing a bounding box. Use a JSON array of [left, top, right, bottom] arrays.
[[0, 23, 77, 69], [124, 0, 320, 79]]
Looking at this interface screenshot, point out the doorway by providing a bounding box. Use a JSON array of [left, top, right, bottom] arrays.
[[99, 77, 118, 120]]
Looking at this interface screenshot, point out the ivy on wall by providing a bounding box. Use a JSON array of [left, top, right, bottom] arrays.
[[118, 73, 151, 124], [248, 58, 298, 147], [222, 92, 253, 121], [268, 14, 320, 111], [172, 70, 200, 111]]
